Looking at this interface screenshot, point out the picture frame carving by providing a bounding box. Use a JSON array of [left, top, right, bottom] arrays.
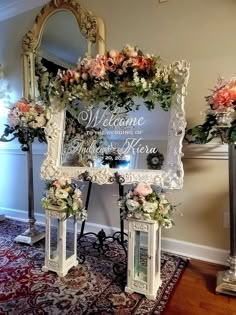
[[41, 61, 190, 189]]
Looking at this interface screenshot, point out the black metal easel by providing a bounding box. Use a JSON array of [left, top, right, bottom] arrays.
[[78, 172, 127, 275]]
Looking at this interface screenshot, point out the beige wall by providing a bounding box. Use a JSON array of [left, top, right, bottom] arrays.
[[0, 0, 235, 251]]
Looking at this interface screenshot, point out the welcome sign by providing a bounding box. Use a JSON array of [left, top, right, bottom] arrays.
[[61, 103, 170, 170]]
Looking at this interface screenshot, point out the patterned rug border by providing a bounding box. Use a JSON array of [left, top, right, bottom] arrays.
[[0, 218, 188, 315]]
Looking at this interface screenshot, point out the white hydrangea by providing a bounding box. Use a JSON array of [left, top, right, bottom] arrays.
[[126, 199, 140, 212]]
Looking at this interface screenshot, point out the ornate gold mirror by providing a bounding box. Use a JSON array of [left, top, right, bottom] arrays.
[[22, 0, 105, 100]]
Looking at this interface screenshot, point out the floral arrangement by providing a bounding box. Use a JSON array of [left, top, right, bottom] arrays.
[[185, 77, 236, 144], [49, 44, 176, 113], [1, 98, 47, 150], [120, 183, 177, 228], [41, 177, 87, 220], [102, 148, 130, 168]]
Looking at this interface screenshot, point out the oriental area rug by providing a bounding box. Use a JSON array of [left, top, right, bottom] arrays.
[[0, 219, 188, 315]]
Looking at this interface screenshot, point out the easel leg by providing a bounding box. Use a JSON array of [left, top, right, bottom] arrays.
[[80, 181, 92, 238], [119, 183, 124, 246]]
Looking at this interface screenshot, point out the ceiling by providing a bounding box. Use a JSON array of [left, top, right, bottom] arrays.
[[0, 0, 49, 22]]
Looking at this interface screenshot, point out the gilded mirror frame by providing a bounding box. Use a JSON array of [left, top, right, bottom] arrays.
[[22, 0, 105, 100], [40, 61, 190, 189]]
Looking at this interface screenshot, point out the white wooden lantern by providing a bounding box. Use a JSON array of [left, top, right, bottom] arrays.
[[42, 206, 78, 277], [125, 218, 162, 300]]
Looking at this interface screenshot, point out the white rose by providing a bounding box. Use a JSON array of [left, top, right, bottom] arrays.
[[55, 188, 69, 199], [159, 203, 169, 215], [72, 199, 82, 211], [143, 201, 158, 213], [48, 187, 55, 199], [159, 194, 169, 204], [35, 115, 46, 127], [73, 188, 82, 199]]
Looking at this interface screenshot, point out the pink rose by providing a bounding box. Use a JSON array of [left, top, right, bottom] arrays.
[[89, 59, 106, 78], [133, 183, 153, 197], [81, 72, 88, 81], [105, 58, 116, 72], [15, 98, 30, 112], [53, 177, 71, 188]]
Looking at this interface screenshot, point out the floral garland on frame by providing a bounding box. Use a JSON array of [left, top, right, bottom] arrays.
[[49, 44, 177, 113]]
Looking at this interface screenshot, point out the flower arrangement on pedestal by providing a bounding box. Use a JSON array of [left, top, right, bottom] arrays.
[[120, 183, 177, 228], [41, 177, 87, 220], [49, 44, 176, 113], [185, 77, 236, 144], [185, 76, 236, 296], [1, 98, 47, 150]]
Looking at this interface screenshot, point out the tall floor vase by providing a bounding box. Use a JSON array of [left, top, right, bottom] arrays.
[[216, 143, 236, 295], [14, 143, 45, 245]]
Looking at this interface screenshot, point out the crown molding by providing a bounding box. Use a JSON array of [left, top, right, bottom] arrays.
[[183, 143, 228, 160], [0, 0, 49, 22]]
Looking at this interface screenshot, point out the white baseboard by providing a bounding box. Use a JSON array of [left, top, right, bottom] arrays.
[[0, 207, 229, 266], [161, 237, 228, 266]]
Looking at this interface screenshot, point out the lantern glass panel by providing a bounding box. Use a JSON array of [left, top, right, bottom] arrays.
[[155, 228, 160, 275], [66, 218, 74, 259], [50, 218, 59, 260], [134, 230, 148, 282]]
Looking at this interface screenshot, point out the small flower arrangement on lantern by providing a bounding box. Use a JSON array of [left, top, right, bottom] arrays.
[[185, 77, 236, 144], [41, 177, 87, 220], [0, 98, 47, 150], [120, 183, 177, 228], [49, 44, 176, 113]]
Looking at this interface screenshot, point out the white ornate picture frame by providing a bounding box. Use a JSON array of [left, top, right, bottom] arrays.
[[41, 61, 190, 189]]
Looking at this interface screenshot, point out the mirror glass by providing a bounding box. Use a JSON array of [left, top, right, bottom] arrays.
[[39, 11, 88, 68], [22, 0, 105, 101], [61, 101, 170, 171]]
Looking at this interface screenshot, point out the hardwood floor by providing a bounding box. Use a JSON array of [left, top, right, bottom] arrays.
[[163, 259, 236, 315]]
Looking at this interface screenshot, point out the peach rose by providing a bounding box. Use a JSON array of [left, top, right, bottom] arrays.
[[63, 70, 76, 84], [109, 49, 120, 59], [229, 87, 236, 101], [133, 183, 153, 197], [53, 177, 71, 188], [15, 98, 30, 112], [213, 88, 232, 108], [134, 56, 152, 73]]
